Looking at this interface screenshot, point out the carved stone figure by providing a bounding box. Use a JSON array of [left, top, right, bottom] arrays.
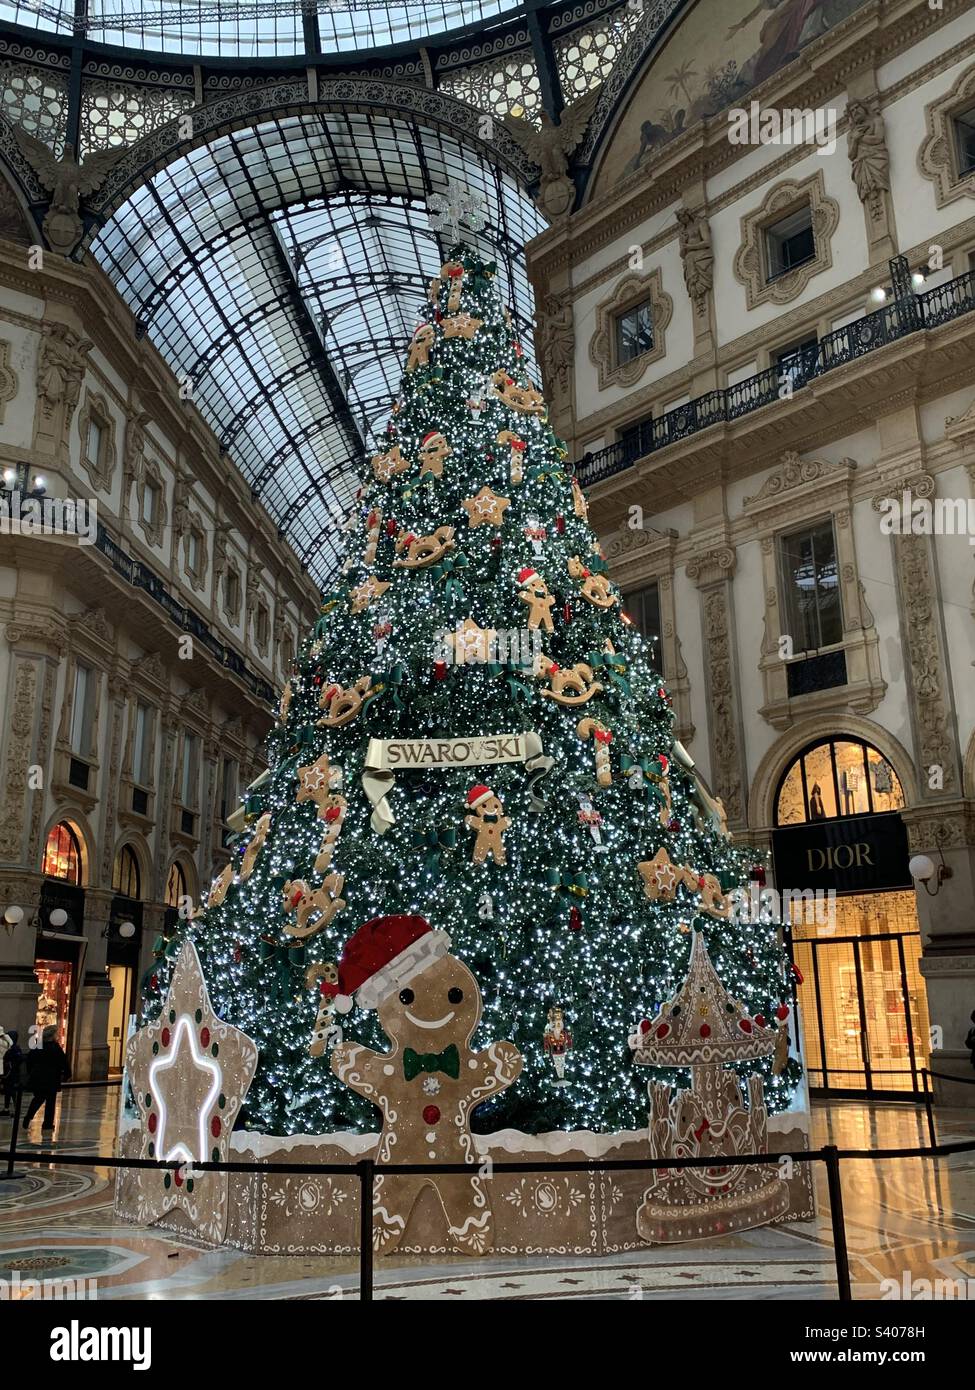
[[123, 410, 150, 498], [846, 97, 890, 212], [536, 293, 574, 404], [13, 133, 124, 256], [676, 207, 714, 311], [37, 323, 90, 420], [503, 88, 602, 219]]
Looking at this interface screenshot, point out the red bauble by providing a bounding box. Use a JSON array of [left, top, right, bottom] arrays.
[[385, 518, 397, 536], [150, 974, 158, 990], [639, 1018, 652, 1034], [174, 1168, 183, 1187], [434, 309, 443, 323], [161, 1027, 170, 1048], [200, 1026, 210, 1049], [147, 1111, 157, 1134], [568, 906, 582, 931], [776, 1004, 790, 1021], [668, 819, 681, 832], [755, 1014, 766, 1028], [655, 1022, 670, 1039], [491, 536, 501, 550], [749, 864, 767, 887], [233, 945, 242, 964], [699, 1023, 711, 1037], [422, 1105, 441, 1125], [738, 1018, 753, 1034], [555, 515, 565, 534], [434, 660, 447, 681], [211, 1116, 222, 1138]]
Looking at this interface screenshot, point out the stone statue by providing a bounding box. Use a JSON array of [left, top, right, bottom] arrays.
[[676, 206, 714, 311], [846, 97, 890, 210], [503, 87, 602, 219], [536, 293, 574, 403], [37, 323, 91, 420], [123, 410, 150, 497], [13, 133, 124, 256]]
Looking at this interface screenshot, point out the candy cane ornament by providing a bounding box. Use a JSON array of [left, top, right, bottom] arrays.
[[496, 429, 526, 483], [577, 717, 613, 786]]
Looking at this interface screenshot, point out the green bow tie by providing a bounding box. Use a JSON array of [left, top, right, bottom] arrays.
[[403, 1043, 460, 1082]]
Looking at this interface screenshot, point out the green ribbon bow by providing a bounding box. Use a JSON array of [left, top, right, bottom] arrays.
[[403, 1043, 460, 1082], [259, 940, 306, 1001], [410, 826, 458, 873], [432, 551, 469, 602], [485, 661, 533, 707], [545, 869, 589, 899], [587, 650, 630, 696], [527, 463, 566, 485]]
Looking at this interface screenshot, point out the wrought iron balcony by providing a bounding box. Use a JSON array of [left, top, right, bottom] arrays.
[[576, 262, 975, 489]]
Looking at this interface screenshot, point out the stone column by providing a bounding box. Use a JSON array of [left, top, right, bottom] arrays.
[[0, 870, 43, 1044], [73, 886, 113, 1082], [685, 544, 748, 830]]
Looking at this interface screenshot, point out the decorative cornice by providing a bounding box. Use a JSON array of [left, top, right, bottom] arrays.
[[685, 545, 736, 588]]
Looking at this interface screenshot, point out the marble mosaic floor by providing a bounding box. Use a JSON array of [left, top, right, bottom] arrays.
[[1, 1088, 973, 1300]]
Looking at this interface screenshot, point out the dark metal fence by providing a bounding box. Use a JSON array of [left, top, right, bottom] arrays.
[[577, 263, 975, 488], [3, 1069, 974, 1302]]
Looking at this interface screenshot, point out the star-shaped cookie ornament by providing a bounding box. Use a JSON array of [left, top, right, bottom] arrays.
[[462, 487, 510, 528], [442, 617, 498, 664], [124, 941, 258, 1244]]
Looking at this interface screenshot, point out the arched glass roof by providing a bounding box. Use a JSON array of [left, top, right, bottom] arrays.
[[0, 0, 522, 55], [90, 111, 546, 589]]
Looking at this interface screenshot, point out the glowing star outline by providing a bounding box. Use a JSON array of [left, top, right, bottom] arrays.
[[462, 487, 510, 529], [123, 940, 258, 1245], [149, 1015, 222, 1165]]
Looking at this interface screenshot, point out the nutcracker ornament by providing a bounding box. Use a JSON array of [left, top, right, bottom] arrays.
[[543, 1005, 573, 1085]]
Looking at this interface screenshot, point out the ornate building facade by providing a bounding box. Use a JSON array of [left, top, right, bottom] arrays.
[[527, 0, 975, 1103], [0, 242, 318, 1079]]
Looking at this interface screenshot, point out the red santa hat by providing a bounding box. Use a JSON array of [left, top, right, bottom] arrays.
[[334, 915, 450, 1013], [466, 783, 493, 811], [517, 566, 538, 585]]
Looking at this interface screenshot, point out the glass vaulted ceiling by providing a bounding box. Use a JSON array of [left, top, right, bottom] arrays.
[[90, 113, 546, 589], [0, 0, 521, 55]]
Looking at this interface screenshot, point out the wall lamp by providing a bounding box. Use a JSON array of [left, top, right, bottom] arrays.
[[909, 844, 953, 897]]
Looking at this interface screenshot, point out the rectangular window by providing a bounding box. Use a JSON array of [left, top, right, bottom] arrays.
[[85, 416, 103, 465], [187, 531, 199, 575], [955, 106, 975, 175], [220, 758, 238, 823], [132, 703, 153, 785], [181, 732, 199, 808], [780, 520, 843, 652], [225, 570, 239, 614], [615, 299, 653, 365], [143, 480, 159, 526], [69, 663, 94, 756], [625, 582, 663, 666], [765, 206, 815, 280], [256, 603, 269, 648]]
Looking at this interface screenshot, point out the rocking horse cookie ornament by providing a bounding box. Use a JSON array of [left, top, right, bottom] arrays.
[[330, 915, 523, 1254]]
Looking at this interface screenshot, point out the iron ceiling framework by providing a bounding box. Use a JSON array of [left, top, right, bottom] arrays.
[[90, 110, 546, 586]]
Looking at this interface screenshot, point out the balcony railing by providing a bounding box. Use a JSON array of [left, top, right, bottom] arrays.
[[93, 525, 276, 706], [576, 265, 975, 489]]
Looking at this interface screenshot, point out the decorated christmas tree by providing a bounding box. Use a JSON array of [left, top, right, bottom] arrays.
[[144, 228, 801, 1140]]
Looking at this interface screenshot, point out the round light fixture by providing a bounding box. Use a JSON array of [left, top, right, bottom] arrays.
[[870, 286, 888, 304], [908, 854, 935, 882], [3, 905, 24, 925], [48, 907, 68, 928], [119, 920, 136, 939]]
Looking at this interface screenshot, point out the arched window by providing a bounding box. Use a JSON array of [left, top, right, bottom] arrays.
[[41, 822, 84, 885], [165, 861, 187, 909], [775, 738, 905, 826], [112, 845, 141, 899]]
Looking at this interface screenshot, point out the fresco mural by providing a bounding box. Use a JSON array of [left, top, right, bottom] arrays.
[[593, 0, 869, 194]]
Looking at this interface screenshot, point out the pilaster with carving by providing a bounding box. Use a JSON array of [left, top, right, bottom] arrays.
[[0, 657, 40, 863], [98, 669, 128, 888], [875, 470, 961, 800], [32, 321, 91, 462], [846, 89, 896, 264], [676, 203, 715, 358], [743, 452, 885, 730], [685, 544, 746, 829]]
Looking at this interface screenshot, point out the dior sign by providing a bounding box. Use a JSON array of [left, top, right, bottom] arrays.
[[772, 813, 912, 895]]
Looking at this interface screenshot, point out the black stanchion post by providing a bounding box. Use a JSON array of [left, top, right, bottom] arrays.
[[823, 1145, 852, 1301], [922, 1069, 937, 1149], [1, 1084, 25, 1181], [358, 1158, 374, 1303]]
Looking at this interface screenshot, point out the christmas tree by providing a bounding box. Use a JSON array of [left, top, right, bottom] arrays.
[[144, 238, 801, 1139]]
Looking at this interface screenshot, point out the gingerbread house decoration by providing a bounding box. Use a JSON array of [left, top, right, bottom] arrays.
[[629, 928, 791, 1243]]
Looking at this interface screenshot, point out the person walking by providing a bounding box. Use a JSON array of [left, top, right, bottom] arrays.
[[22, 1026, 70, 1132], [966, 1009, 975, 1072], [1, 1028, 24, 1114]]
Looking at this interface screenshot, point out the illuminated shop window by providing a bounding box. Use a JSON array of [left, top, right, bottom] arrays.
[[774, 738, 904, 826], [41, 821, 84, 884]]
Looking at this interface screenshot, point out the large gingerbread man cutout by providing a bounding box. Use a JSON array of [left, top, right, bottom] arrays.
[[330, 916, 522, 1255]]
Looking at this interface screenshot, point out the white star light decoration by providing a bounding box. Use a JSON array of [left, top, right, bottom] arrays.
[[125, 941, 258, 1244], [426, 181, 488, 241]]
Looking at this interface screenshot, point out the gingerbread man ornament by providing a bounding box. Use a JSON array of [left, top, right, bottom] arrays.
[[330, 916, 522, 1254]]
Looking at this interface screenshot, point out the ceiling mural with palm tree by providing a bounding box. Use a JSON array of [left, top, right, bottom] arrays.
[[593, 0, 869, 193]]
